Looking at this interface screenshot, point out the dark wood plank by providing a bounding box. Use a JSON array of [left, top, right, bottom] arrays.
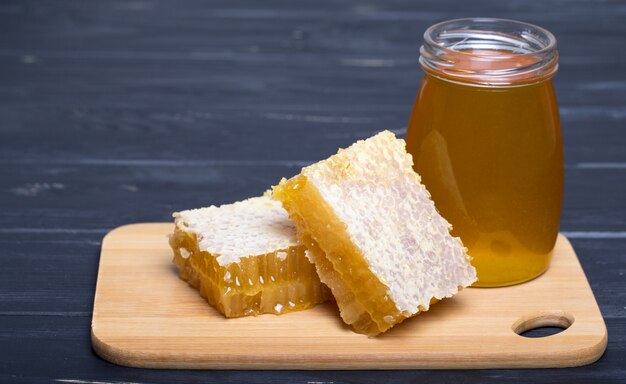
[[1, 107, 626, 163], [0, 0, 625, 382], [0, 165, 624, 231]]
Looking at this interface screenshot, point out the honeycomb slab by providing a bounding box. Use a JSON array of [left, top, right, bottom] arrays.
[[273, 131, 477, 335], [170, 195, 329, 318]]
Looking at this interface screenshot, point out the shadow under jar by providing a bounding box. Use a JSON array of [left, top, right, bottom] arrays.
[[406, 18, 563, 287]]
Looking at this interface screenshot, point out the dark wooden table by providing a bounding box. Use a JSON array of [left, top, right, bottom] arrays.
[[1, 0, 625, 383]]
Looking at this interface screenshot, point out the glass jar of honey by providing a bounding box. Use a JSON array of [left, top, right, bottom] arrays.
[[406, 18, 563, 287]]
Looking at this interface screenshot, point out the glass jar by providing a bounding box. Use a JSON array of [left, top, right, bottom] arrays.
[[406, 18, 563, 287]]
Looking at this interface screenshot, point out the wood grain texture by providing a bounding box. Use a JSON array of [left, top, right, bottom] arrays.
[[1, 0, 625, 382], [91, 223, 607, 369]]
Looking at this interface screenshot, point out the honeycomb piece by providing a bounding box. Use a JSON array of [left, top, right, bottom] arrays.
[[273, 131, 477, 335], [170, 196, 330, 317]]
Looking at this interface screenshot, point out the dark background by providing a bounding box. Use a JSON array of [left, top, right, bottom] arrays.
[[1, 0, 625, 383]]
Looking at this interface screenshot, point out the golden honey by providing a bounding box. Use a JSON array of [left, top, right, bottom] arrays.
[[406, 19, 563, 287], [274, 175, 406, 335], [170, 228, 329, 317], [273, 131, 476, 336]]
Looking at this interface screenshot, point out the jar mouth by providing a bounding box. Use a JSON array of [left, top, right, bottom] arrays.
[[420, 18, 559, 86]]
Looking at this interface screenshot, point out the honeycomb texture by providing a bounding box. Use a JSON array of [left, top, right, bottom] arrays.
[[273, 130, 477, 335], [174, 196, 297, 266], [170, 196, 330, 318]]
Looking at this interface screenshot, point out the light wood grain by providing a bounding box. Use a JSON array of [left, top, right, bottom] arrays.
[[91, 223, 607, 369]]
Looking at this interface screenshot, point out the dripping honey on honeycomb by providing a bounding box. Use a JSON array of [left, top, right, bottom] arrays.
[[169, 195, 329, 318]]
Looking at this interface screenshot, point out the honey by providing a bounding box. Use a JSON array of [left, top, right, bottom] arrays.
[[273, 131, 476, 336], [406, 19, 563, 287], [170, 229, 329, 317], [169, 196, 330, 317], [274, 175, 405, 335]]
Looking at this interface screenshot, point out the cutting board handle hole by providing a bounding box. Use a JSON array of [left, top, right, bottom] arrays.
[[512, 310, 574, 338]]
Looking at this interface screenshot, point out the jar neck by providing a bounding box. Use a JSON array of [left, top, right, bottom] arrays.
[[419, 18, 559, 87]]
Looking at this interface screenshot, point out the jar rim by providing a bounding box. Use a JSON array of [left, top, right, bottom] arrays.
[[420, 18, 559, 86]]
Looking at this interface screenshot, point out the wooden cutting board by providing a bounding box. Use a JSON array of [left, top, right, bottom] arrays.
[[92, 223, 607, 369]]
